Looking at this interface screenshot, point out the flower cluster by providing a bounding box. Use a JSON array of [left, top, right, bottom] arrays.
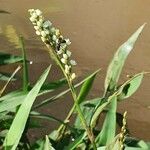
[[28, 9, 77, 81], [119, 111, 127, 150]]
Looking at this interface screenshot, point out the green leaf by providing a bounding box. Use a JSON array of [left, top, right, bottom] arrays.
[[90, 94, 117, 128], [0, 73, 16, 81], [98, 147, 146, 150], [44, 135, 55, 150], [33, 75, 91, 109], [0, 78, 66, 113], [0, 91, 27, 113], [75, 97, 102, 129], [125, 147, 145, 150], [77, 69, 100, 104], [19, 36, 29, 92], [96, 97, 117, 145], [40, 78, 67, 91], [3, 66, 51, 150], [104, 24, 145, 94], [64, 133, 86, 150], [0, 52, 23, 65], [118, 73, 144, 101], [105, 134, 121, 150], [30, 111, 75, 131], [30, 138, 45, 150]]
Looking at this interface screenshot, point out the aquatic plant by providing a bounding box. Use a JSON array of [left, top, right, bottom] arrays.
[[0, 9, 150, 150]]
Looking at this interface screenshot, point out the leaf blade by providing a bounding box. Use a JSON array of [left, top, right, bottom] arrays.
[[3, 66, 51, 150]]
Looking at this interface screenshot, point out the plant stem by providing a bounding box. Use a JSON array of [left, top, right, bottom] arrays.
[[46, 46, 97, 149], [19, 36, 29, 93], [68, 80, 97, 150]]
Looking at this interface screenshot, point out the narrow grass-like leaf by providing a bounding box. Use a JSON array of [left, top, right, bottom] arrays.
[[0, 52, 23, 65], [0, 66, 21, 97], [19, 36, 29, 92], [30, 111, 75, 132], [0, 91, 27, 113], [77, 69, 100, 104], [0, 73, 16, 81], [3, 66, 50, 150], [98, 147, 145, 150], [96, 97, 117, 145], [104, 24, 145, 94], [33, 74, 91, 109], [40, 78, 67, 91], [64, 133, 86, 150], [44, 135, 55, 150]]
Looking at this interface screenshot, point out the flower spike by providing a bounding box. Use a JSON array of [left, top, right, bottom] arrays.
[[29, 9, 77, 81]]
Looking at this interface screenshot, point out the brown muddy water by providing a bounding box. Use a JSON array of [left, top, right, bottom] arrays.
[[0, 0, 150, 141]]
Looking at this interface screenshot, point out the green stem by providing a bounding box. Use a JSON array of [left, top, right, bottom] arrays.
[[19, 36, 29, 93], [68, 80, 97, 150], [46, 46, 97, 149]]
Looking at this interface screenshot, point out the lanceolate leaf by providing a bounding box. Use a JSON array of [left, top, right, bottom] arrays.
[[3, 66, 50, 150], [117, 72, 144, 101], [0, 78, 66, 113], [90, 95, 117, 128], [77, 69, 100, 104], [44, 135, 55, 150], [104, 24, 145, 94], [64, 133, 86, 150], [0, 73, 16, 81], [0, 52, 23, 65], [96, 97, 117, 146], [0, 91, 27, 113]]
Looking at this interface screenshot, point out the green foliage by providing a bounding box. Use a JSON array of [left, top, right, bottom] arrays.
[[77, 69, 101, 104], [3, 66, 50, 149], [104, 24, 145, 93], [0, 16, 149, 150]]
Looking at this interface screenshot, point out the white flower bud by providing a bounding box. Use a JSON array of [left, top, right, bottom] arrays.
[[65, 65, 71, 74], [28, 9, 34, 14], [50, 27, 55, 33], [63, 54, 68, 59], [52, 35, 57, 41], [66, 50, 71, 57], [61, 58, 67, 64], [37, 20, 43, 27], [41, 31, 47, 37], [32, 12, 38, 19], [57, 49, 63, 55], [60, 43, 67, 50], [45, 29, 50, 35], [30, 17, 36, 22], [55, 29, 60, 36], [36, 30, 41, 35], [41, 36, 46, 42], [35, 9, 42, 16], [34, 26, 40, 30], [70, 60, 77, 66], [71, 73, 76, 80], [43, 20, 52, 28], [65, 39, 71, 45], [65, 69, 69, 74]]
